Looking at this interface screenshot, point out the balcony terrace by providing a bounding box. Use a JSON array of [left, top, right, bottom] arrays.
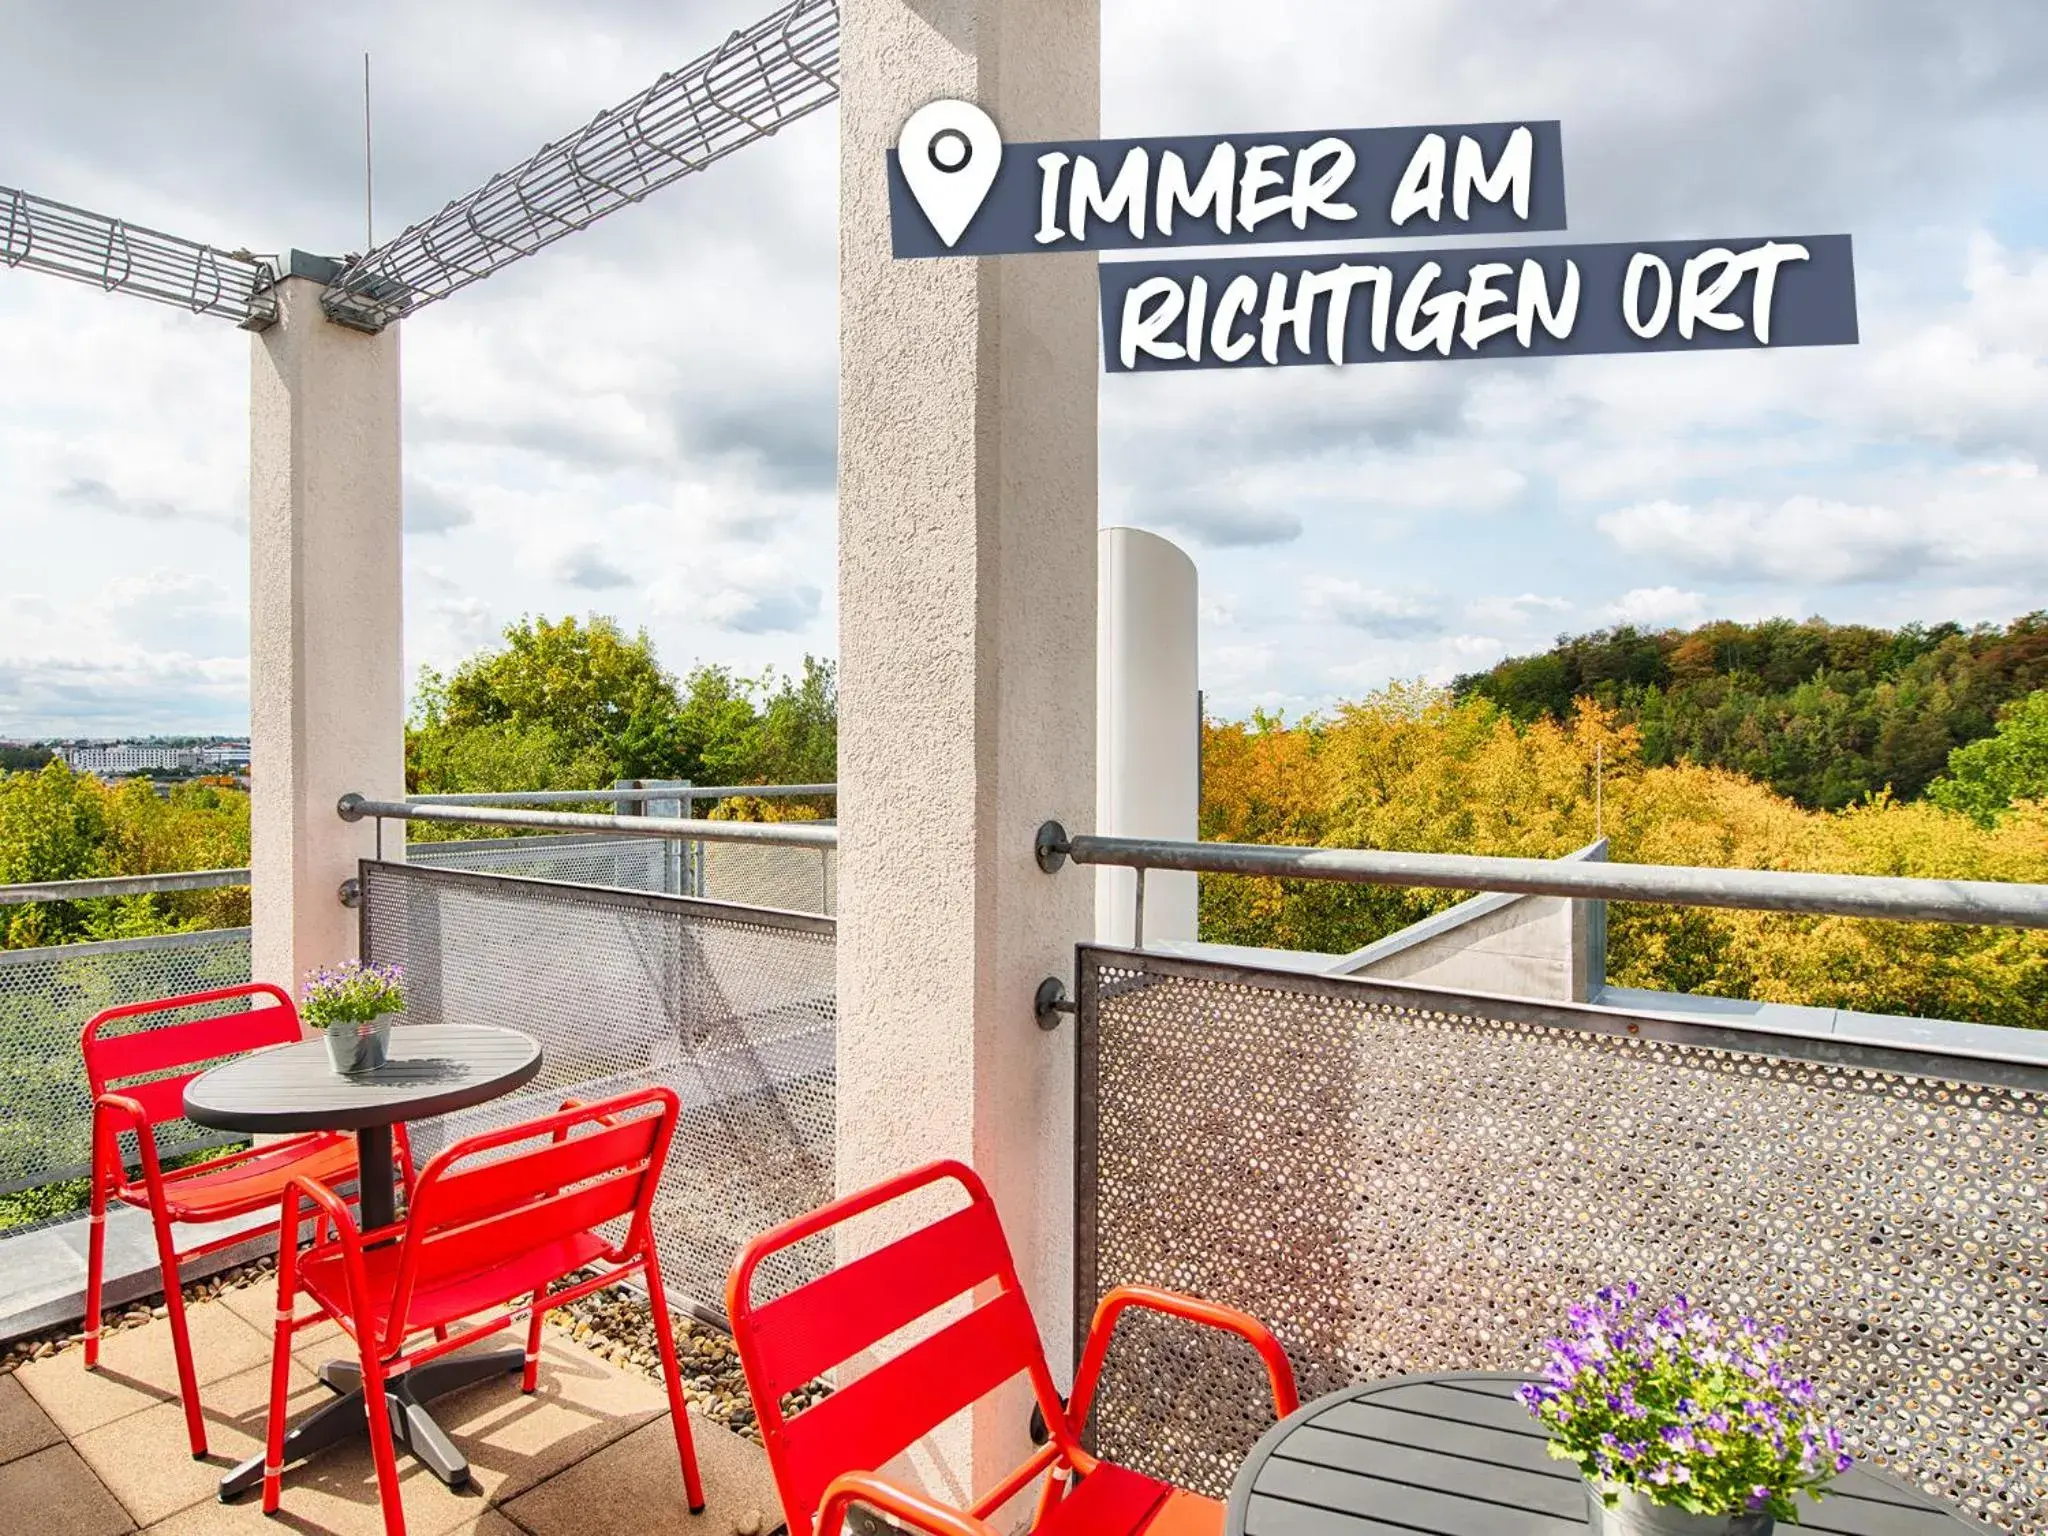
[[3, 2, 2045, 1534]]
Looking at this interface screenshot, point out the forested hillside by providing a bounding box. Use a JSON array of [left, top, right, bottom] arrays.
[[1454, 613, 2048, 808]]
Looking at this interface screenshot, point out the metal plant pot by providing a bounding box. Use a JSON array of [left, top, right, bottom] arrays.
[[1587, 1484, 1774, 1536], [324, 1015, 396, 1075]]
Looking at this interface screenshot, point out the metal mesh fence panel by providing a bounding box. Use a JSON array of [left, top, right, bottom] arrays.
[[359, 861, 834, 1311], [0, 929, 252, 1196], [699, 842, 836, 915], [404, 836, 836, 916], [1074, 947, 2048, 1532], [406, 835, 668, 892]]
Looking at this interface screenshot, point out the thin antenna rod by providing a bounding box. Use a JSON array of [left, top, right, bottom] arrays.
[[362, 52, 374, 250]]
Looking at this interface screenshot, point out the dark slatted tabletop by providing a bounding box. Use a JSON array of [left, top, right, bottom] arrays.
[[1226, 1372, 1970, 1536], [184, 1023, 542, 1133]]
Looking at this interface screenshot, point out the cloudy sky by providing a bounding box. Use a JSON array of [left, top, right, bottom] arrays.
[[1, 0, 2044, 736]]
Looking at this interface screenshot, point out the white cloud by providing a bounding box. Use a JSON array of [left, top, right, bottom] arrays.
[[1605, 586, 1707, 626], [550, 545, 636, 591], [1306, 580, 1444, 638], [1598, 464, 2048, 587]]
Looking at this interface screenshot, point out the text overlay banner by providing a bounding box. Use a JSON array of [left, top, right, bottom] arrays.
[[1099, 233, 1858, 373], [889, 120, 1566, 258]]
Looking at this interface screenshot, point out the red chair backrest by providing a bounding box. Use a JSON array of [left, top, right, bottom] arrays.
[[383, 1086, 679, 1356], [81, 982, 302, 1131], [727, 1161, 1070, 1536]]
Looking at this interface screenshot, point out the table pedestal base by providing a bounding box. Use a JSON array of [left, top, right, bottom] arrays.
[[217, 1347, 524, 1501]]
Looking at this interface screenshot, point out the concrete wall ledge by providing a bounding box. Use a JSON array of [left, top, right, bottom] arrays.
[[0, 1204, 275, 1346]]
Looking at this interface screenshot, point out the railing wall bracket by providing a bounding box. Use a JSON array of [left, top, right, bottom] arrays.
[[1034, 821, 1070, 874], [1034, 976, 1076, 1030]]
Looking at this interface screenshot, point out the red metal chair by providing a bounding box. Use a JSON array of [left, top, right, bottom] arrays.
[[726, 1160, 1300, 1536], [80, 982, 411, 1459], [261, 1085, 706, 1536]]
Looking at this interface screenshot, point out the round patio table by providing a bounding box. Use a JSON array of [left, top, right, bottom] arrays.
[[1226, 1371, 1972, 1536], [183, 1023, 544, 1502]]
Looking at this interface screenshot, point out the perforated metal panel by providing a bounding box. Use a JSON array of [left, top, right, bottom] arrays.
[[0, 929, 252, 1196], [359, 862, 834, 1311], [1074, 947, 2048, 1532], [405, 835, 836, 915], [406, 835, 669, 892], [700, 841, 836, 916]]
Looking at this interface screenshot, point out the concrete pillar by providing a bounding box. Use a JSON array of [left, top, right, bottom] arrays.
[[836, 0, 1098, 1506], [248, 271, 405, 996], [1097, 527, 1199, 946]]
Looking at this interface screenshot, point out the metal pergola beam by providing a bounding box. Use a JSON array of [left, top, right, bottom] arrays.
[[0, 183, 277, 326], [320, 0, 841, 331]]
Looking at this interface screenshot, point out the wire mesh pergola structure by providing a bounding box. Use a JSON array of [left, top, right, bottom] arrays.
[[323, 0, 841, 331], [0, 184, 277, 326], [0, 0, 841, 332]]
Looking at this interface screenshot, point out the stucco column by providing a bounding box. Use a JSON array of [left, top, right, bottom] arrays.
[[248, 271, 404, 996], [837, 0, 1099, 1506], [1097, 527, 1199, 946]]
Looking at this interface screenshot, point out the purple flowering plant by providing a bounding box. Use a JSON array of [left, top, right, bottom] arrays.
[[301, 960, 406, 1029], [1519, 1286, 1852, 1522]]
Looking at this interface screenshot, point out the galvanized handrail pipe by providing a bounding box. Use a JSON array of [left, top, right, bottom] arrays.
[[410, 783, 836, 806], [1036, 824, 2048, 930], [0, 868, 251, 905], [338, 795, 838, 849]]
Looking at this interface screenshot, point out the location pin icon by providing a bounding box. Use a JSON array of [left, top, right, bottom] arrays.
[[899, 99, 1002, 248]]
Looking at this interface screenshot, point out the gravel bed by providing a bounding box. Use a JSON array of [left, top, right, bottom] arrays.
[[545, 1277, 830, 1444]]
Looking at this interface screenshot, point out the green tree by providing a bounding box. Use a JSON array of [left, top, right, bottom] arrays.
[[1928, 690, 2048, 825], [432, 615, 675, 750], [405, 614, 838, 806], [754, 658, 838, 787]]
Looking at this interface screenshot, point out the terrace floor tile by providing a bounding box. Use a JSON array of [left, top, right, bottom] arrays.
[[18, 1299, 272, 1438], [0, 1442, 137, 1536], [501, 1409, 781, 1536], [0, 1371, 65, 1466], [71, 1358, 321, 1528]]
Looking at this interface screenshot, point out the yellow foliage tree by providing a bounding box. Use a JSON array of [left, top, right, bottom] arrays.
[[1199, 685, 2048, 1029]]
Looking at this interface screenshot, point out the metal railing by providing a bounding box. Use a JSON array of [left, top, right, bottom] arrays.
[[1034, 821, 2048, 934], [338, 794, 837, 848], [0, 868, 249, 906], [409, 783, 834, 807]]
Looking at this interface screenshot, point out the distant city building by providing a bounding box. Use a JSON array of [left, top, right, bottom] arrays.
[[60, 740, 251, 776]]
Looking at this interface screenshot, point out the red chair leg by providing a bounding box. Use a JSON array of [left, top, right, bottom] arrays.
[[147, 1206, 208, 1458], [358, 1345, 408, 1536], [522, 1288, 546, 1393], [83, 1179, 108, 1370], [643, 1250, 706, 1515], [261, 1289, 297, 1515]]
